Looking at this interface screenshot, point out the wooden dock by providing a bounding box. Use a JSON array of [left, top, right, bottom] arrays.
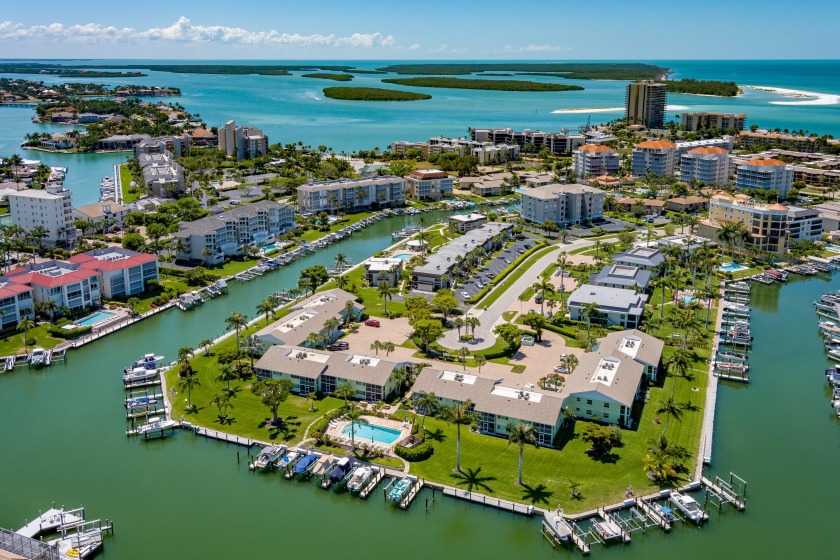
[[635, 497, 671, 531], [701, 477, 746, 510], [715, 371, 750, 383], [599, 508, 631, 543], [17, 508, 84, 539], [569, 523, 590, 555], [399, 478, 424, 509], [359, 468, 384, 499], [189, 425, 260, 447], [430, 484, 536, 516]]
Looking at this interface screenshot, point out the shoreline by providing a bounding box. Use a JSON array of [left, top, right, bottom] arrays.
[[551, 103, 688, 114], [742, 84, 840, 106]]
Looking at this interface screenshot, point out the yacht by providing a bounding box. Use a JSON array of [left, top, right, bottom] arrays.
[[249, 445, 286, 470], [126, 354, 164, 372], [347, 466, 372, 492], [29, 348, 46, 367], [136, 417, 177, 434], [670, 492, 707, 524], [123, 366, 159, 384]]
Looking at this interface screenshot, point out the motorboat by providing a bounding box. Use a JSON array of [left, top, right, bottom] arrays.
[[347, 466, 372, 492], [545, 510, 572, 542], [293, 453, 320, 476], [652, 502, 675, 523], [250, 445, 286, 470], [125, 396, 159, 408], [277, 450, 301, 469], [592, 519, 622, 540], [29, 348, 46, 367], [136, 417, 177, 434], [123, 366, 159, 384], [387, 478, 412, 502], [670, 492, 707, 524], [328, 457, 352, 484], [126, 354, 164, 372]]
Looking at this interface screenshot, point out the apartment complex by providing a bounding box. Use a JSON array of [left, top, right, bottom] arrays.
[[73, 201, 129, 232], [67, 248, 159, 298], [2, 260, 100, 311], [681, 112, 746, 132], [174, 200, 295, 265], [448, 213, 488, 233], [674, 136, 734, 156], [364, 257, 404, 287], [572, 144, 620, 178], [625, 81, 667, 129], [133, 134, 190, 157], [735, 158, 794, 198], [679, 147, 731, 185], [255, 289, 363, 349], [591, 264, 651, 291], [218, 120, 269, 160], [568, 284, 648, 329], [631, 140, 678, 177], [786, 206, 823, 243], [471, 128, 586, 154], [138, 151, 185, 197], [0, 280, 34, 328], [7, 184, 75, 246], [405, 169, 453, 201], [412, 222, 512, 291], [297, 176, 405, 213], [737, 130, 829, 153], [698, 194, 789, 254], [611, 246, 664, 272], [520, 183, 606, 226]]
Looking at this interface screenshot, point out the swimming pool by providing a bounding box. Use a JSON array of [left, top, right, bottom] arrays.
[[826, 244, 840, 252], [682, 295, 697, 303], [75, 311, 116, 327], [341, 422, 402, 445], [719, 262, 747, 273], [392, 253, 413, 261]]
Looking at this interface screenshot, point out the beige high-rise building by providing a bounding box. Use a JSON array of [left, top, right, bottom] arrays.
[[682, 112, 746, 132], [625, 81, 667, 129]]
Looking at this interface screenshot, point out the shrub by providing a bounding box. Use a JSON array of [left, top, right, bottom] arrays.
[[310, 408, 344, 442], [394, 441, 434, 462], [47, 324, 92, 339]]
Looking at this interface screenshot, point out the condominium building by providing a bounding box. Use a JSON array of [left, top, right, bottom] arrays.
[[568, 285, 648, 329], [737, 130, 828, 153], [2, 260, 101, 311], [448, 213, 487, 233], [786, 206, 823, 244], [133, 135, 190, 157], [72, 201, 129, 232], [591, 264, 651, 291], [520, 183, 605, 226], [0, 281, 34, 328], [625, 81, 667, 129], [674, 136, 734, 156], [735, 158, 794, 198], [664, 195, 709, 213], [681, 112, 746, 132], [698, 194, 789, 254], [364, 257, 404, 287], [611, 246, 664, 272], [405, 170, 453, 201], [174, 200, 295, 265], [470, 128, 586, 154], [255, 289, 363, 350], [218, 120, 269, 160], [67, 248, 159, 298], [7, 185, 75, 246], [471, 143, 521, 165], [138, 151, 185, 197], [297, 176, 405, 213], [96, 134, 151, 151], [412, 223, 512, 291], [572, 145, 620, 178], [679, 147, 731, 185], [631, 140, 678, 177]]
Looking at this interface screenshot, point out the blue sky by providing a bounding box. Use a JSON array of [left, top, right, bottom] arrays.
[[1, 0, 838, 60]]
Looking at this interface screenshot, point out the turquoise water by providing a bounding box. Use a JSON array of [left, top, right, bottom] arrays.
[[342, 422, 402, 445], [720, 263, 748, 272], [682, 295, 697, 303], [826, 244, 840, 252], [392, 253, 413, 260], [4, 59, 840, 205], [74, 310, 116, 326]]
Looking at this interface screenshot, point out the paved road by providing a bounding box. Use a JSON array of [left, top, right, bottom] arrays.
[[440, 237, 598, 350]]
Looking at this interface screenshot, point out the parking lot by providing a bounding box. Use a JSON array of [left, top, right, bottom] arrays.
[[456, 234, 539, 303]]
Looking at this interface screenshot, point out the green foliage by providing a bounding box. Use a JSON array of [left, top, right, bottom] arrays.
[[46, 324, 92, 339], [310, 408, 345, 442], [322, 87, 431, 101], [394, 441, 435, 462], [121, 232, 145, 251], [376, 63, 666, 80], [185, 266, 208, 286], [660, 79, 739, 97], [302, 73, 353, 82], [382, 77, 583, 92]]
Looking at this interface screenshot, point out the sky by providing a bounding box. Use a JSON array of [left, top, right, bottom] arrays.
[[1, 0, 839, 60]]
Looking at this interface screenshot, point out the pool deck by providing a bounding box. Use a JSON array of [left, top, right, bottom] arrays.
[[326, 414, 412, 453]]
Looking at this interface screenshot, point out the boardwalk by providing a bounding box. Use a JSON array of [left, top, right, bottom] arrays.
[[700, 284, 726, 468]]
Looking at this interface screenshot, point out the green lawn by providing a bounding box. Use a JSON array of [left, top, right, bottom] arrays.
[[0, 324, 63, 356], [119, 163, 138, 203], [340, 266, 406, 318], [476, 245, 557, 308], [166, 328, 345, 444]]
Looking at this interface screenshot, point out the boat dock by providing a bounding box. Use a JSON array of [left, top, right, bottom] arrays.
[[188, 424, 261, 447], [16, 508, 85, 539], [359, 467, 385, 499], [428, 483, 536, 516], [12, 505, 114, 560], [399, 478, 425, 510]]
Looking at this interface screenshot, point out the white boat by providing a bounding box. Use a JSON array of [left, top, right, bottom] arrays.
[[387, 478, 413, 502], [670, 491, 707, 524], [545, 510, 572, 541], [123, 367, 159, 383], [29, 348, 46, 367], [136, 417, 177, 434], [347, 466, 372, 492], [250, 445, 286, 470], [276, 450, 301, 469], [126, 354, 164, 372]]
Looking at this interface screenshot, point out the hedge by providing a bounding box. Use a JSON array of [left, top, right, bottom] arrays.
[[309, 408, 344, 440], [468, 241, 548, 305], [394, 441, 434, 462], [46, 324, 93, 339]]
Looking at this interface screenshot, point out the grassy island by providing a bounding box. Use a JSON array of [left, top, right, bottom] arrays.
[[382, 77, 583, 92], [377, 63, 667, 80], [0, 64, 147, 78], [660, 78, 741, 97], [323, 87, 431, 101], [302, 73, 354, 82]]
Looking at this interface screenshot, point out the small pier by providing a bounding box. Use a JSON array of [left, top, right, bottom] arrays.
[[431, 484, 536, 516], [189, 425, 259, 447], [17, 508, 85, 539], [701, 474, 747, 511], [634, 497, 671, 531], [359, 468, 385, 499], [399, 478, 425, 510]]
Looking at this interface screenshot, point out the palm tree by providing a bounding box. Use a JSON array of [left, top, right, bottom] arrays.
[[391, 366, 412, 396], [334, 252, 349, 272], [698, 283, 719, 329], [383, 341, 395, 356], [580, 301, 599, 335], [307, 392, 318, 412], [414, 391, 438, 431], [257, 297, 278, 326], [209, 392, 233, 422], [225, 311, 247, 349], [343, 300, 356, 326], [439, 400, 478, 472], [531, 274, 555, 315], [178, 371, 200, 411], [657, 397, 684, 430], [17, 316, 35, 352], [458, 346, 470, 370], [565, 354, 579, 375], [556, 253, 569, 292], [215, 363, 238, 394], [506, 421, 539, 485], [200, 338, 214, 356], [335, 381, 356, 406], [377, 281, 395, 313], [474, 354, 487, 373], [370, 340, 382, 355], [454, 317, 465, 339], [344, 404, 365, 453], [465, 316, 480, 337], [670, 306, 702, 350]]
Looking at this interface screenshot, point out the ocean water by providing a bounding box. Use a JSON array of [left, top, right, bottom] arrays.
[[2, 59, 840, 205]]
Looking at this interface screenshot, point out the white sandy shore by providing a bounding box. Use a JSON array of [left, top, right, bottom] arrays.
[[742, 85, 840, 106], [552, 104, 688, 114]]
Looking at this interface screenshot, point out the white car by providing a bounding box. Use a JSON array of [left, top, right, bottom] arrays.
[[461, 291, 470, 298], [476, 280, 485, 288]]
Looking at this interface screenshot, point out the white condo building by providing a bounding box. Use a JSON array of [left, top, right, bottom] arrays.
[[218, 120, 269, 160], [7, 185, 76, 246], [573, 144, 620, 177], [520, 183, 606, 226], [297, 176, 405, 213], [735, 158, 794, 198], [679, 147, 731, 185]]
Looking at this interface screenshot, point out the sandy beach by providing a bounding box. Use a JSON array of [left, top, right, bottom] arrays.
[[743, 85, 840, 106]]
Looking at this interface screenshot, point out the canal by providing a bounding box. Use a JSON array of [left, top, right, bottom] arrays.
[[0, 218, 837, 559]]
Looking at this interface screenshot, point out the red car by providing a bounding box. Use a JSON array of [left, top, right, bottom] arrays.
[[364, 319, 380, 327]]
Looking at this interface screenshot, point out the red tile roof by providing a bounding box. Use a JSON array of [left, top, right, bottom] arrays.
[[635, 140, 676, 149], [688, 147, 729, 155], [68, 253, 157, 271], [26, 269, 100, 288], [0, 283, 32, 299], [578, 144, 614, 153], [742, 158, 788, 167]]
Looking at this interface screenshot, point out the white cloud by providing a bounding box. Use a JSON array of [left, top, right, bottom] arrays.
[[523, 44, 567, 52], [0, 17, 397, 49]]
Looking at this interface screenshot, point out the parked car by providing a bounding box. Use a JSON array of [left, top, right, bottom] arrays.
[[364, 319, 380, 327], [535, 295, 543, 303], [524, 244, 532, 249], [554, 365, 568, 373], [477, 280, 485, 288], [461, 291, 470, 299], [504, 258, 512, 264], [517, 248, 525, 254], [487, 272, 497, 279], [328, 341, 349, 351]]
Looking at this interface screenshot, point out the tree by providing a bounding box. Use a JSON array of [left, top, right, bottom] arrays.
[[178, 370, 200, 411], [122, 232, 145, 252], [531, 274, 555, 315], [391, 366, 412, 395], [580, 423, 622, 456], [215, 363, 238, 394], [465, 316, 480, 337], [343, 300, 357, 326], [457, 346, 470, 370], [404, 296, 432, 325], [209, 392, 233, 422], [414, 391, 438, 431], [670, 306, 702, 350], [414, 318, 446, 351], [383, 341, 395, 357], [298, 265, 329, 296], [556, 253, 569, 292], [507, 421, 539, 485], [225, 311, 248, 349], [307, 392, 318, 412], [657, 397, 684, 429], [17, 316, 35, 352], [200, 338, 214, 357], [344, 404, 365, 452], [439, 400, 478, 472], [493, 323, 521, 349], [580, 301, 599, 336], [565, 354, 579, 375], [432, 289, 459, 324], [333, 252, 349, 272], [370, 340, 382, 355], [324, 317, 340, 342], [644, 435, 692, 482], [257, 296, 278, 326], [335, 381, 356, 406], [521, 311, 546, 342], [474, 354, 487, 373], [251, 378, 294, 426], [377, 281, 396, 313]]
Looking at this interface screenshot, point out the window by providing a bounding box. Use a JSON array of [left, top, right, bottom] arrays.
[[603, 413, 609, 419], [586, 399, 592, 405], [604, 403, 610, 408]]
